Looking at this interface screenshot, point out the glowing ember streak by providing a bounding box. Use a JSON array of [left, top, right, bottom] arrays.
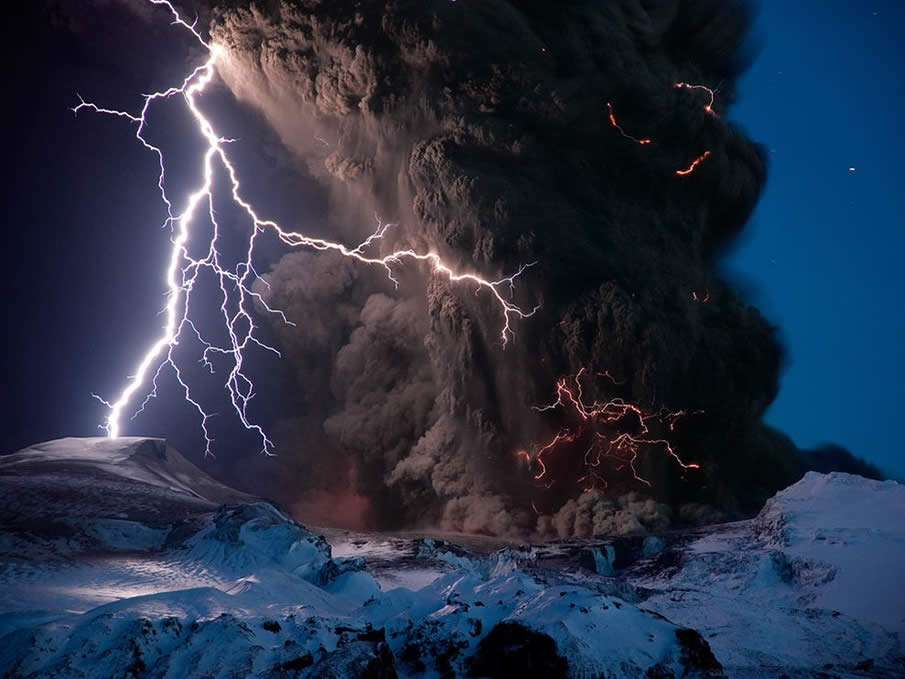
[[672, 82, 718, 176], [77, 0, 538, 455], [606, 102, 651, 145], [674, 81, 718, 117], [519, 369, 700, 492], [597, 369, 624, 385], [606, 87, 720, 177], [675, 150, 711, 176], [532, 431, 578, 480]]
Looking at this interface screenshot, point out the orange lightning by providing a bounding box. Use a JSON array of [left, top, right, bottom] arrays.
[[606, 102, 652, 145], [517, 369, 701, 494], [676, 150, 711, 176], [674, 81, 718, 117]]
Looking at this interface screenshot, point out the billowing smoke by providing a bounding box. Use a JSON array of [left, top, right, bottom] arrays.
[[201, 0, 879, 536]]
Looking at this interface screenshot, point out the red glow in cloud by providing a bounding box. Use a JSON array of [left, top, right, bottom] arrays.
[[516, 369, 701, 497]]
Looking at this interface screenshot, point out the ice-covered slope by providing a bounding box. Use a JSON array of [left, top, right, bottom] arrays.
[[623, 472, 905, 677], [756, 472, 905, 634], [0, 437, 255, 566], [2, 436, 251, 514], [0, 438, 715, 678], [325, 474, 905, 676], [1, 438, 903, 678]]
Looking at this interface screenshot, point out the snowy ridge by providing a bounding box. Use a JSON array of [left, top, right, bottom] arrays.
[[626, 472, 905, 677], [754, 472, 905, 636], [1, 439, 903, 677], [2, 437, 251, 507]]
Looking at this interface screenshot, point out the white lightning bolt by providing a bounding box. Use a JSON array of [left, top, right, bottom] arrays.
[[76, 0, 538, 456]]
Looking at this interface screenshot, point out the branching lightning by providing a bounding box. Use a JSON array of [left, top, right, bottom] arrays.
[[77, 0, 538, 456], [515, 368, 701, 494], [517, 80, 720, 502]]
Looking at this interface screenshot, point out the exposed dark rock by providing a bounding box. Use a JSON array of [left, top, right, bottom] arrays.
[[307, 642, 397, 679], [467, 622, 568, 679], [674, 628, 723, 676]]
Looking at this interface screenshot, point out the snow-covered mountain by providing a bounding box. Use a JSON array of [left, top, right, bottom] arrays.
[[1, 438, 902, 678]]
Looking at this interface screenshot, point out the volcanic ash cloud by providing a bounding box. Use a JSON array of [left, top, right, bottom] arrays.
[[208, 0, 873, 536]]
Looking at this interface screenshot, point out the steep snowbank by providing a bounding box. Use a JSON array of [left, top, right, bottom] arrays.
[[626, 472, 905, 676], [755, 472, 905, 634]]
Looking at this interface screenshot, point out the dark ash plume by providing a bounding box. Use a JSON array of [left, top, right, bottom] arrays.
[[203, 0, 873, 536]]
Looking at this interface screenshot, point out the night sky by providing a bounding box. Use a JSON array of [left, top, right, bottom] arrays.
[[4, 1, 904, 479], [727, 0, 905, 478]]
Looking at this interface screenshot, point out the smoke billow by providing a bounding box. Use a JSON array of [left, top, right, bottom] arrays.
[[204, 0, 879, 536]]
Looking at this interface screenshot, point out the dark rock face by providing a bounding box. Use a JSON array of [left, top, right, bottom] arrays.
[[674, 628, 724, 676], [306, 641, 398, 679], [467, 622, 568, 679], [273, 651, 314, 674]]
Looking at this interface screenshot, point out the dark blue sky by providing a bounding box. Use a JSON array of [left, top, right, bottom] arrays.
[[727, 0, 905, 477], [3, 1, 903, 479]]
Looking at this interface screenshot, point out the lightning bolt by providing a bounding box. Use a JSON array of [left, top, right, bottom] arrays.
[[675, 150, 712, 176], [674, 81, 718, 117], [673, 81, 718, 175], [606, 102, 651, 145], [607, 81, 720, 176], [76, 1, 538, 456], [516, 368, 701, 495]]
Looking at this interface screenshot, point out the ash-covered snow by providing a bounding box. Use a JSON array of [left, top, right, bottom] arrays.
[[1, 439, 902, 678]]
